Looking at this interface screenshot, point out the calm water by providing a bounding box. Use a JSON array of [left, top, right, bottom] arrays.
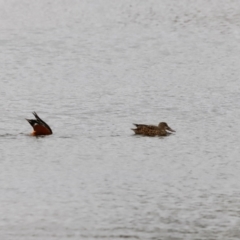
[[1, 0, 240, 239]]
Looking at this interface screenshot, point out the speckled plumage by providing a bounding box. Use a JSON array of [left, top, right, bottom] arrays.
[[131, 122, 175, 136]]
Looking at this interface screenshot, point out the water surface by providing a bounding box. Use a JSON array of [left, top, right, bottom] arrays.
[[0, 0, 240, 239]]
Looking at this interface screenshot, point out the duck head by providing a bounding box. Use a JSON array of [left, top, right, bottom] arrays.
[[158, 122, 175, 132]]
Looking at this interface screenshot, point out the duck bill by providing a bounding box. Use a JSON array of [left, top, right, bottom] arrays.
[[166, 126, 175, 132]]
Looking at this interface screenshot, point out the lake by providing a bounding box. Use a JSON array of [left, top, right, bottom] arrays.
[[0, 0, 240, 239]]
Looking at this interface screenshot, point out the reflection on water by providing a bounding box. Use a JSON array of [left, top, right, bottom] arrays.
[[1, 0, 240, 239]]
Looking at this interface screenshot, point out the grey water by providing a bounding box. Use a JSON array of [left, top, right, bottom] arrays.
[[1, 0, 240, 239]]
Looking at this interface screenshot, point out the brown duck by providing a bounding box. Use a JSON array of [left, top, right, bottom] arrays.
[[132, 122, 175, 136], [26, 112, 53, 136]]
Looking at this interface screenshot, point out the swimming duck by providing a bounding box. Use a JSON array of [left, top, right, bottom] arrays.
[[26, 112, 53, 136], [132, 122, 175, 136]]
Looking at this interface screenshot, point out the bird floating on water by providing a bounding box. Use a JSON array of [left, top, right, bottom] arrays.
[[26, 112, 52, 136], [132, 122, 175, 136]]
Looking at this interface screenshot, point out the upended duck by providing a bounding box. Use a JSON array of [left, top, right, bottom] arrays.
[[132, 122, 175, 136], [26, 112, 53, 136]]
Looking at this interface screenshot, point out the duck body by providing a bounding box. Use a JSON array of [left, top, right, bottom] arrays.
[[132, 122, 175, 136], [26, 112, 52, 136]]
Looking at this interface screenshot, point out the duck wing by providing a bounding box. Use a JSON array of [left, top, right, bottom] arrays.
[[32, 112, 53, 134], [133, 124, 158, 130]]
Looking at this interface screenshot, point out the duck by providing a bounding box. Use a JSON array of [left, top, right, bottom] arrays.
[[132, 122, 175, 136], [26, 112, 53, 136]]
